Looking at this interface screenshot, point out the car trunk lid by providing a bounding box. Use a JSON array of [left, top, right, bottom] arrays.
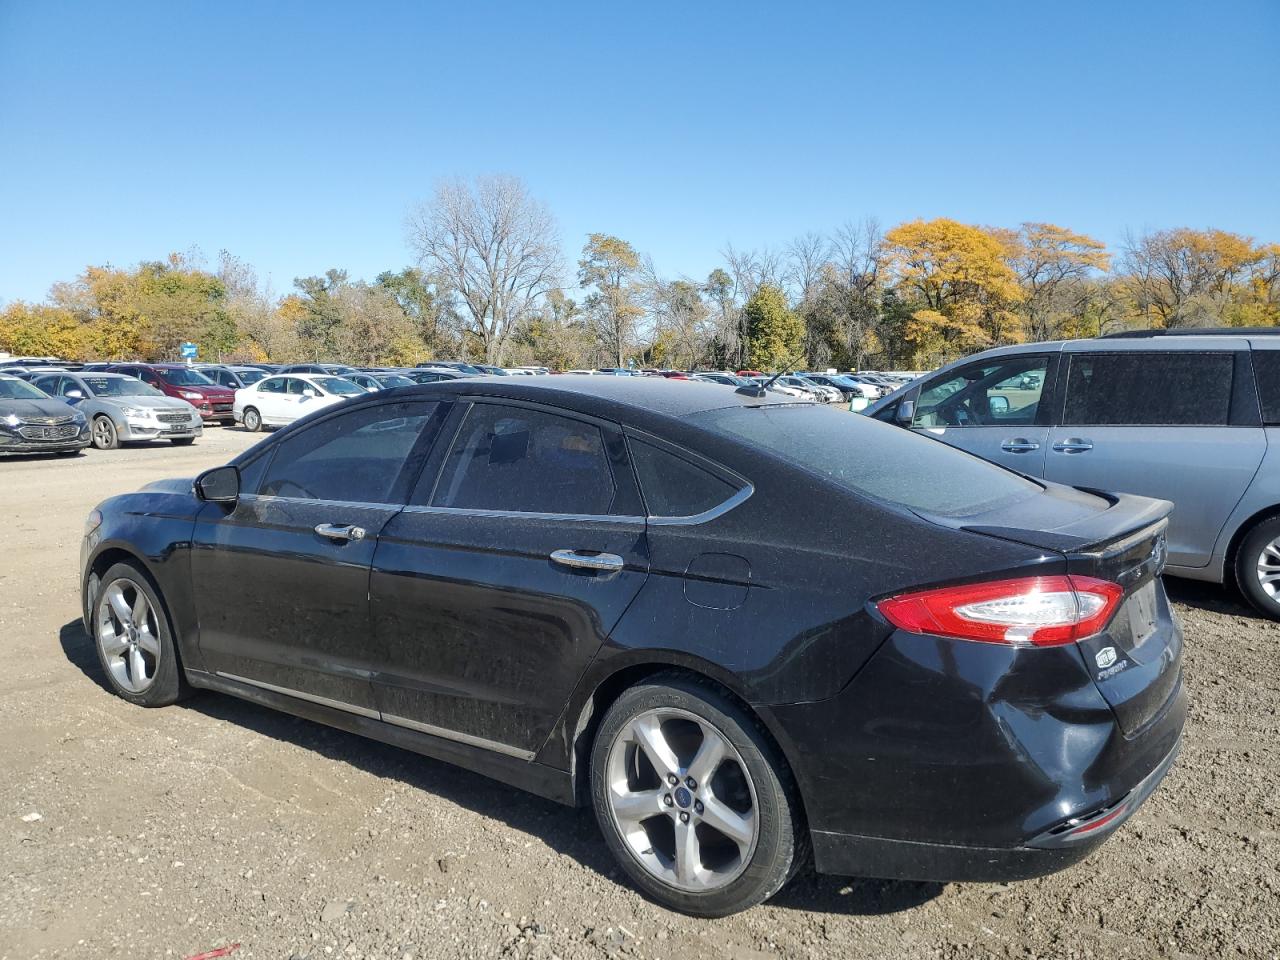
[[926, 485, 1182, 735]]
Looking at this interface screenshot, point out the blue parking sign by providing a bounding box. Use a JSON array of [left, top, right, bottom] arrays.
[[180, 342, 198, 359]]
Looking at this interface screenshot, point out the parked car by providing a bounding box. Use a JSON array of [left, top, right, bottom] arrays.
[[774, 375, 841, 403], [344, 371, 418, 392], [106, 363, 236, 425], [693, 373, 750, 387], [196, 364, 270, 389], [81, 377, 1184, 916], [30, 372, 203, 449], [277, 363, 360, 376], [403, 368, 473, 384], [0, 364, 67, 381], [418, 360, 484, 375], [0, 373, 89, 455], [743, 376, 812, 400], [474, 364, 510, 376], [233, 373, 365, 431], [802, 373, 881, 401], [865, 328, 1280, 616]]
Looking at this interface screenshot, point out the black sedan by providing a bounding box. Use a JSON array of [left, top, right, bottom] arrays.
[[80, 377, 1185, 916], [0, 373, 90, 454]]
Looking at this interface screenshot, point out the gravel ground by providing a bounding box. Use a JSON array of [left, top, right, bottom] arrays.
[[1, 427, 1277, 960]]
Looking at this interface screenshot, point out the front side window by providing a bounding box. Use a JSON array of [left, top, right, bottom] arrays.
[[1063, 352, 1233, 426], [285, 378, 312, 395], [258, 401, 440, 503], [913, 356, 1048, 428], [429, 403, 617, 515]]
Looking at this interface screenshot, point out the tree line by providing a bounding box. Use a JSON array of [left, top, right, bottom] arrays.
[[3, 174, 1278, 371]]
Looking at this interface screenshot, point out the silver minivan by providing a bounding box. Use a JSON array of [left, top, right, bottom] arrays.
[[865, 329, 1280, 616]]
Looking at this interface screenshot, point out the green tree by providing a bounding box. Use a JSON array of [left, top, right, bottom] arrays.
[[743, 284, 804, 371], [292, 269, 349, 357]]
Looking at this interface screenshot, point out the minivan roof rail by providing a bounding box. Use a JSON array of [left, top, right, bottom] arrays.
[[1099, 327, 1280, 339]]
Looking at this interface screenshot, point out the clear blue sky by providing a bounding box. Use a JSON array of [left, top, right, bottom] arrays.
[[2, 0, 1277, 304]]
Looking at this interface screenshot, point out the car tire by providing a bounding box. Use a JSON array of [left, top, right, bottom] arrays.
[[1235, 516, 1280, 618], [170, 437, 196, 446], [242, 407, 262, 432], [89, 561, 189, 707], [91, 415, 119, 450], [589, 675, 805, 917]]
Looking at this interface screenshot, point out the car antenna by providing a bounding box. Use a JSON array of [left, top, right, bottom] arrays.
[[735, 360, 794, 398]]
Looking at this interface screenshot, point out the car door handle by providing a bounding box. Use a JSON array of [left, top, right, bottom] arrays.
[[550, 549, 625, 572], [1000, 438, 1041, 453], [314, 523, 366, 542], [1052, 438, 1094, 454]]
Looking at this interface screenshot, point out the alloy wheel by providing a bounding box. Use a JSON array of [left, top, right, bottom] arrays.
[[604, 707, 759, 892], [1256, 537, 1280, 598], [95, 578, 160, 693], [92, 417, 115, 449]]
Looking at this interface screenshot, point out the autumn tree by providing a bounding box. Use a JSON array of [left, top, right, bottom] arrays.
[[408, 175, 561, 364], [579, 233, 644, 366], [1121, 228, 1268, 328], [743, 284, 804, 371], [651, 279, 710, 369], [1005, 223, 1110, 340], [881, 218, 1024, 365]]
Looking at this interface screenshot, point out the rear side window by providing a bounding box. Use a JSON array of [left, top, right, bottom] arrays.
[[629, 439, 738, 517], [429, 403, 616, 515], [691, 404, 1040, 518], [1251, 351, 1280, 425], [1063, 352, 1232, 426], [258, 401, 439, 503]]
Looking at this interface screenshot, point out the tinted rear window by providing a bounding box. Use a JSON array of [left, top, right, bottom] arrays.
[[629, 439, 738, 517], [1063, 352, 1233, 426], [690, 404, 1040, 517], [1251, 351, 1280, 425]]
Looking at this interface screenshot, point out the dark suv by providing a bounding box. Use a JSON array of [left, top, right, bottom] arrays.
[[107, 363, 236, 425]]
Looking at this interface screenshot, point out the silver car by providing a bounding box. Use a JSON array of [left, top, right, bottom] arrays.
[[32, 372, 203, 449], [864, 329, 1280, 617]]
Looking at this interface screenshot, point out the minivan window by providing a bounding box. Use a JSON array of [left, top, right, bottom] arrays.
[[692, 404, 1040, 518], [913, 356, 1047, 428], [629, 439, 738, 517], [258, 401, 439, 503], [1250, 351, 1280, 425], [1063, 352, 1233, 426], [429, 403, 616, 515]]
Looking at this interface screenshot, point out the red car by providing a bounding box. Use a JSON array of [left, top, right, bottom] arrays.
[[107, 363, 236, 425]]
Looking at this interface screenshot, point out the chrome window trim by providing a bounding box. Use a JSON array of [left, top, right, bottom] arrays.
[[645, 483, 754, 525], [216, 671, 380, 719], [399, 503, 645, 524], [239, 493, 402, 510]]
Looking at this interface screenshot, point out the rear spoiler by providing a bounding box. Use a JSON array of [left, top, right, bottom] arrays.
[[959, 489, 1173, 554]]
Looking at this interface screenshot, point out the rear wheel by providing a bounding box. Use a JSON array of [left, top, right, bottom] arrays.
[[242, 407, 262, 432], [1235, 516, 1280, 618], [91, 562, 188, 706], [590, 676, 803, 917], [91, 415, 118, 450]]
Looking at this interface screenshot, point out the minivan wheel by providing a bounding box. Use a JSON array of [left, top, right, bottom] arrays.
[[590, 676, 803, 917], [92, 415, 119, 450], [91, 562, 188, 706], [1236, 516, 1280, 618], [242, 407, 262, 432]]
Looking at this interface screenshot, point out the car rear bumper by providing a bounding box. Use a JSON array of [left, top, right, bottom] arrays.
[[809, 739, 1181, 881], [764, 626, 1187, 881]]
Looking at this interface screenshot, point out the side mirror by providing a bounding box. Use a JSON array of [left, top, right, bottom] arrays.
[[988, 395, 1010, 414], [302, 388, 318, 398], [195, 465, 240, 503], [65, 389, 85, 400], [895, 399, 916, 425]]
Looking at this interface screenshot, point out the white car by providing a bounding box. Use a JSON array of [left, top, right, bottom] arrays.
[[233, 373, 365, 432]]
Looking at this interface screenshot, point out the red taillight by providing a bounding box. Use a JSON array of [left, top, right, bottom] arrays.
[[877, 575, 1124, 647]]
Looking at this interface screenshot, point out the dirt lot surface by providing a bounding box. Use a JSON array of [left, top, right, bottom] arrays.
[[1, 427, 1277, 960]]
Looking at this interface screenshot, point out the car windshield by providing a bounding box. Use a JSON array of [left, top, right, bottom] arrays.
[[235, 369, 267, 384], [0, 377, 49, 400], [377, 374, 416, 387], [315, 376, 365, 396], [158, 367, 215, 386], [82, 377, 162, 397], [690, 403, 1041, 518]]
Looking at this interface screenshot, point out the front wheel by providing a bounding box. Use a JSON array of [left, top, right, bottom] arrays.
[[590, 676, 804, 917], [242, 407, 262, 432], [90, 562, 188, 706], [92, 415, 119, 450], [1236, 516, 1280, 618]]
